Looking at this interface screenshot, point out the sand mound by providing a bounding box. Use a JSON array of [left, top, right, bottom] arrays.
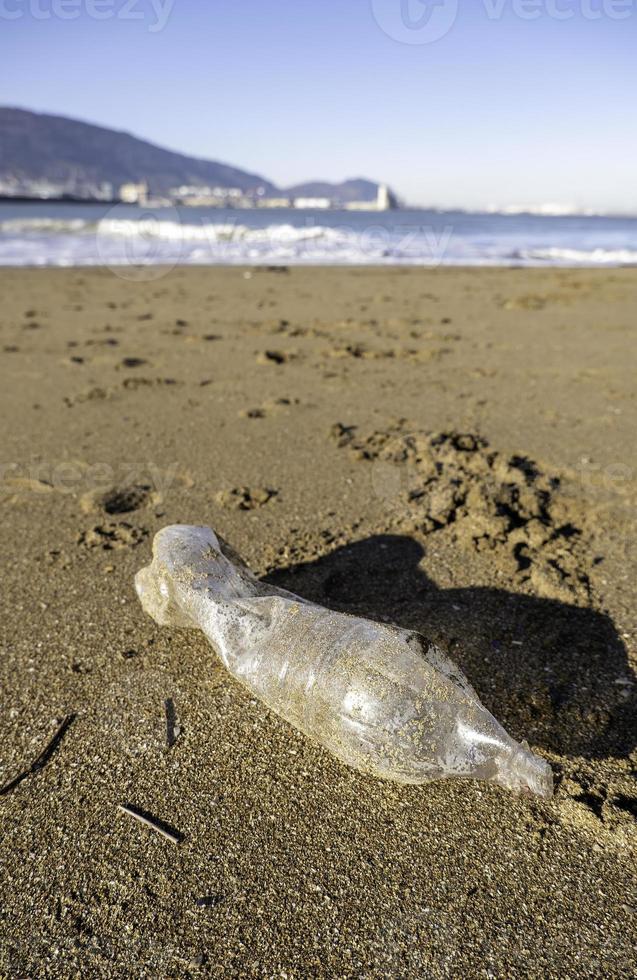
[[342, 424, 591, 601]]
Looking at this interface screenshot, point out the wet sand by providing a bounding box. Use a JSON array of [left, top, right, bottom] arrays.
[[0, 265, 635, 977]]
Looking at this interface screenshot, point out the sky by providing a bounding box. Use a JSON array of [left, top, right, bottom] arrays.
[[1, 0, 636, 211]]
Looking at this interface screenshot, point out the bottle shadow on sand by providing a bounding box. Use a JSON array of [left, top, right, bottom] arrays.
[[266, 534, 636, 762]]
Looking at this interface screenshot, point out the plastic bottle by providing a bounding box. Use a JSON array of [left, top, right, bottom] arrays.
[[135, 525, 553, 799]]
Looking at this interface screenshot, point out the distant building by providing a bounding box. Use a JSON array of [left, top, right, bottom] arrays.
[[344, 183, 398, 212], [257, 197, 291, 208], [293, 197, 332, 209], [0, 174, 115, 201], [119, 181, 148, 204], [376, 183, 396, 211], [169, 185, 252, 207], [344, 200, 373, 211], [97, 181, 113, 201]]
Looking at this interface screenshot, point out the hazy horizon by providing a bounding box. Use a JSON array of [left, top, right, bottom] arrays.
[[2, 1, 636, 212]]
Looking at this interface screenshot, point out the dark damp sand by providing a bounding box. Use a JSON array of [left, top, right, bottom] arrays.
[[0, 266, 635, 977]]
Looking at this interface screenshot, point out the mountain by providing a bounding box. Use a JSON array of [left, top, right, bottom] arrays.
[[0, 107, 387, 204], [0, 107, 276, 197], [284, 178, 380, 204]]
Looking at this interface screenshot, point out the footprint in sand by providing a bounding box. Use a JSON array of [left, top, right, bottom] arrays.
[[84, 337, 119, 348], [325, 343, 451, 363], [64, 377, 181, 405], [77, 521, 148, 550], [80, 483, 157, 516], [239, 397, 299, 419], [121, 377, 181, 390], [555, 776, 637, 851], [120, 357, 148, 368], [216, 486, 278, 510], [328, 422, 358, 448], [256, 349, 298, 365], [63, 386, 111, 407]]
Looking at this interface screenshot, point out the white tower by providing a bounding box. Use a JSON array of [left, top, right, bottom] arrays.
[[376, 183, 394, 211]]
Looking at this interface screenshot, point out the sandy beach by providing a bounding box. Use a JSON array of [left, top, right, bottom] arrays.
[[0, 265, 635, 977]]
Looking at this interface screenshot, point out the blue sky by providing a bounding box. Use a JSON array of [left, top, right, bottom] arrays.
[[1, 0, 636, 210]]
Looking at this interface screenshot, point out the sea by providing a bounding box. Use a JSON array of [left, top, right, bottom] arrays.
[[1, 200, 637, 268]]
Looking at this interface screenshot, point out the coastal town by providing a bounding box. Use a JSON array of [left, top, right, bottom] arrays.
[[0, 174, 398, 210]]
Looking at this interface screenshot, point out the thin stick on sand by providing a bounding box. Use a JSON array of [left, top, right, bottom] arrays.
[[0, 713, 76, 797], [164, 697, 178, 748], [118, 803, 183, 844]]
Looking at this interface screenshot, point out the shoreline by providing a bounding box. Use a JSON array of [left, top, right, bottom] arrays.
[[2, 262, 637, 271], [3, 204, 637, 269]]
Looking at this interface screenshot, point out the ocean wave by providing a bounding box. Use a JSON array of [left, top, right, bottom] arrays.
[[0, 216, 345, 243], [2, 213, 637, 267], [97, 218, 358, 246], [517, 246, 637, 265], [0, 217, 435, 265], [0, 216, 94, 233]]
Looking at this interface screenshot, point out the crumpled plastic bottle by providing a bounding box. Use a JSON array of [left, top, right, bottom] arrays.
[[135, 525, 553, 799]]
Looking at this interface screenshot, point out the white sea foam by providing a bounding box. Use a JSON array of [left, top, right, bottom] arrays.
[[98, 218, 342, 240], [0, 217, 93, 233], [0, 217, 446, 265], [518, 246, 637, 265], [1, 212, 637, 267]]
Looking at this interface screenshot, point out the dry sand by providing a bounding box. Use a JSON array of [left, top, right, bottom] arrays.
[[0, 265, 635, 977]]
